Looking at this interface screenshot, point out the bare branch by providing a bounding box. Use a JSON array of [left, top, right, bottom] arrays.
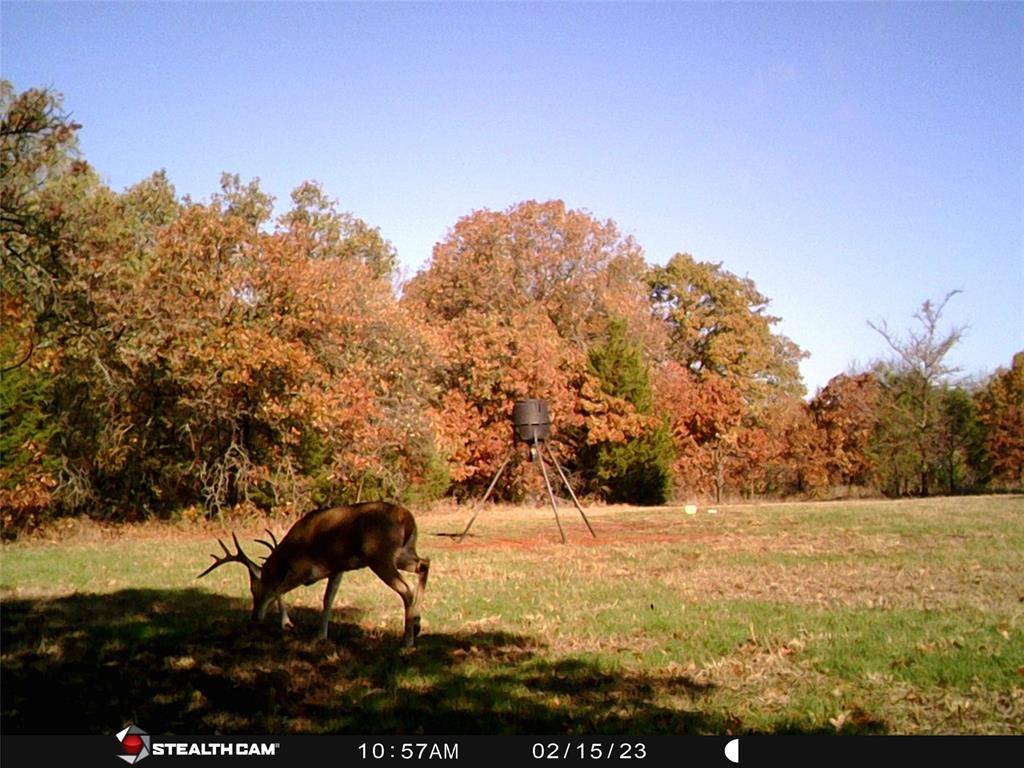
[[1, 334, 36, 373], [868, 291, 966, 385]]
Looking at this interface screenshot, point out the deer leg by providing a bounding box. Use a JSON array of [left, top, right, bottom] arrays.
[[371, 562, 417, 647], [278, 597, 294, 630], [397, 551, 429, 632], [319, 573, 343, 640], [416, 558, 430, 603], [254, 592, 277, 623]]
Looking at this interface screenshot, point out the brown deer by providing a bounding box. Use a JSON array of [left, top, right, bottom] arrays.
[[197, 501, 430, 647]]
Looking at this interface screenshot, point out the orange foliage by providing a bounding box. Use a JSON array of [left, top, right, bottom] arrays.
[[976, 351, 1024, 488], [810, 372, 882, 487], [404, 200, 656, 496]]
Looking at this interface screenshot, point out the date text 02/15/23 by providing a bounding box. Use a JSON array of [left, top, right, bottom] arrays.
[[532, 742, 648, 760]]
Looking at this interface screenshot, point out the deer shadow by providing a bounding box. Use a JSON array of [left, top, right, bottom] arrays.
[[1, 588, 733, 735]]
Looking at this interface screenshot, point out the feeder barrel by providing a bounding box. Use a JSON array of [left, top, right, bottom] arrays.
[[512, 398, 551, 443]]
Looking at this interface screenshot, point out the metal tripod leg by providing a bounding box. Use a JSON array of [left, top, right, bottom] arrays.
[[534, 436, 566, 544], [456, 449, 515, 541], [544, 442, 596, 538]]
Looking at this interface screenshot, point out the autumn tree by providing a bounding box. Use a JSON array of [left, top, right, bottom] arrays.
[[648, 253, 807, 500], [654, 362, 746, 502], [810, 372, 882, 491], [976, 351, 1024, 489], [402, 200, 658, 499], [1, 82, 132, 523], [774, 401, 829, 495], [733, 399, 828, 498], [2, 81, 442, 527], [107, 176, 439, 515], [648, 252, 806, 403]]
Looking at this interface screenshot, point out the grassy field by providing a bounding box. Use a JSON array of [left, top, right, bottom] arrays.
[[2, 496, 1022, 735]]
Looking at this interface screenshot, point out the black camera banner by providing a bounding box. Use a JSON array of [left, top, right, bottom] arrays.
[[1, 734, 1013, 768]]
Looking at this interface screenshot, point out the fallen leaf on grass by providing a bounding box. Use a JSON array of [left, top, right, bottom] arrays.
[[829, 711, 849, 730], [463, 614, 502, 630]]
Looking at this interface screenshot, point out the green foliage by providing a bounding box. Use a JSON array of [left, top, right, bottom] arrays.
[[867, 293, 967, 497], [935, 386, 988, 494], [0, 344, 57, 490], [869, 368, 930, 496], [587, 317, 654, 415], [588, 319, 673, 505], [401, 449, 453, 506], [282, 180, 398, 279], [594, 421, 674, 505], [649, 253, 807, 401]]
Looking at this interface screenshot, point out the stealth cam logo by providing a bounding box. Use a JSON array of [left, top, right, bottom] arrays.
[[115, 725, 151, 764]]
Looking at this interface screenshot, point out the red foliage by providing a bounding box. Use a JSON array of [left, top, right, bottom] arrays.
[[810, 372, 882, 487], [404, 201, 654, 496]]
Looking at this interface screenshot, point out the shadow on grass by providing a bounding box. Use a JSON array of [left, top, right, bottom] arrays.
[[4, 588, 856, 735]]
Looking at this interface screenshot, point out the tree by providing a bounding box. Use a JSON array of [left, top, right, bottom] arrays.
[[654, 362, 747, 502], [934, 386, 987, 494], [868, 291, 966, 495], [585, 318, 673, 504], [774, 401, 829, 496], [810, 372, 882, 490], [112, 182, 438, 515], [1, 82, 137, 518], [1, 83, 443, 528], [0, 298, 58, 533], [976, 351, 1024, 489], [1, 81, 99, 352], [402, 200, 659, 498], [648, 253, 806, 403], [281, 180, 397, 279], [648, 253, 809, 500], [735, 399, 828, 498]]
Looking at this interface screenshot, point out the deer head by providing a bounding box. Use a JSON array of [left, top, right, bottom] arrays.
[[197, 531, 274, 622]]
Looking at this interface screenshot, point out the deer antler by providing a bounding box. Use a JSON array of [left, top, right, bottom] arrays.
[[254, 528, 279, 556], [196, 532, 261, 578]]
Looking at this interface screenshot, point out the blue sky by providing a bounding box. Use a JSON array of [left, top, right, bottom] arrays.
[[4, 2, 1022, 393]]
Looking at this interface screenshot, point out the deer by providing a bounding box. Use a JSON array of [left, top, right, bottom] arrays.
[[197, 501, 430, 647]]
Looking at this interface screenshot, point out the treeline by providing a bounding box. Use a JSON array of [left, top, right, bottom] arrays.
[[2, 84, 1022, 532]]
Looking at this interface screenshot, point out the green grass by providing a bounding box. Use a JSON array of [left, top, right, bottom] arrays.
[[2, 495, 1022, 734]]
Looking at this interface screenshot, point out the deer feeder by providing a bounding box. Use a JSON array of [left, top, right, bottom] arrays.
[[512, 398, 551, 445], [456, 397, 595, 544]]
